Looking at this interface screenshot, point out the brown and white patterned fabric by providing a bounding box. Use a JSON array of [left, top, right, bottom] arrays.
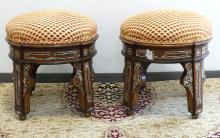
[[6, 10, 97, 46], [120, 10, 212, 46]]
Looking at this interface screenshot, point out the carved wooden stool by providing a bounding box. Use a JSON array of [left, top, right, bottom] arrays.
[[120, 10, 212, 119], [6, 10, 98, 120]]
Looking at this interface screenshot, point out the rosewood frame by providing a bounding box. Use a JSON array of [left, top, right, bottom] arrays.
[[8, 37, 97, 120], [121, 38, 211, 119]]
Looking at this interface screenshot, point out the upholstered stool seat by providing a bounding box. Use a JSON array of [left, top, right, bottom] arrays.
[[120, 10, 212, 119], [6, 10, 98, 120], [6, 10, 97, 46], [121, 10, 212, 46]]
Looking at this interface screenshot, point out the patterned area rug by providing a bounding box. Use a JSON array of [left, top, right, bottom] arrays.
[[63, 82, 154, 122], [0, 78, 220, 137], [63, 82, 154, 137], [104, 126, 126, 138], [207, 127, 220, 138]]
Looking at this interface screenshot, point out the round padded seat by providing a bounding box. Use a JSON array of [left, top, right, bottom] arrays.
[[6, 10, 97, 46], [120, 10, 212, 46]]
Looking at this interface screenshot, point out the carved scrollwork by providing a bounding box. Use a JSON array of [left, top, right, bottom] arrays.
[[131, 62, 147, 106], [123, 59, 150, 114], [71, 61, 93, 114], [143, 82, 152, 92], [23, 64, 32, 94], [83, 61, 92, 103], [133, 62, 146, 88], [181, 61, 204, 115], [136, 49, 148, 57], [123, 60, 132, 103], [182, 63, 193, 93], [72, 63, 83, 92]]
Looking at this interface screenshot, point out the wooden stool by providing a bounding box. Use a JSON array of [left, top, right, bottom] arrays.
[[6, 10, 98, 120], [120, 10, 212, 119]]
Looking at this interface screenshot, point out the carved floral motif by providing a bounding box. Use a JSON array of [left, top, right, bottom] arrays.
[[182, 63, 193, 93]]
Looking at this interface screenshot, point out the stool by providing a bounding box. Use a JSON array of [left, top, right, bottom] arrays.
[[120, 10, 212, 119], [6, 10, 98, 120]]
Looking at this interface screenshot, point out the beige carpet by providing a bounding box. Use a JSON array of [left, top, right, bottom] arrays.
[[0, 78, 220, 138]]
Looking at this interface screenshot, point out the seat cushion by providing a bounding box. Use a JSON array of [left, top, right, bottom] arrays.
[[6, 10, 97, 46], [120, 10, 212, 46]]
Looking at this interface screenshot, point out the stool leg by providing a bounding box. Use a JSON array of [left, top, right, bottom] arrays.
[[89, 59, 95, 105], [71, 61, 93, 117], [13, 63, 34, 120], [123, 59, 149, 115], [29, 64, 39, 96], [180, 60, 204, 119]]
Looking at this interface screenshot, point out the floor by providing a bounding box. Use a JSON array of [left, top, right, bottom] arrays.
[[0, 78, 220, 138]]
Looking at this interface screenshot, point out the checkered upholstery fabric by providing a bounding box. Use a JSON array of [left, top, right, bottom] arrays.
[[6, 10, 97, 46], [120, 10, 212, 46]]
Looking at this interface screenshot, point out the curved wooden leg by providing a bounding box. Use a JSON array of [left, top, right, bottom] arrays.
[[13, 63, 34, 120], [71, 60, 93, 117], [180, 60, 204, 119], [29, 64, 39, 96], [123, 59, 149, 116]]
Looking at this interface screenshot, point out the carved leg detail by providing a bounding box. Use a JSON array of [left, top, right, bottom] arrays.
[[123, 59, 149, 115], [13, 63, 34, 120], [29, 65, 39, 95], [71, 61, 93, 117], [89, 59, 95, 106], [180, 61, 204, 119]]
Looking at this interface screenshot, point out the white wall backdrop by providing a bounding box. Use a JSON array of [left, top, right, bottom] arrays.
[[0, 0, 220, 73]]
